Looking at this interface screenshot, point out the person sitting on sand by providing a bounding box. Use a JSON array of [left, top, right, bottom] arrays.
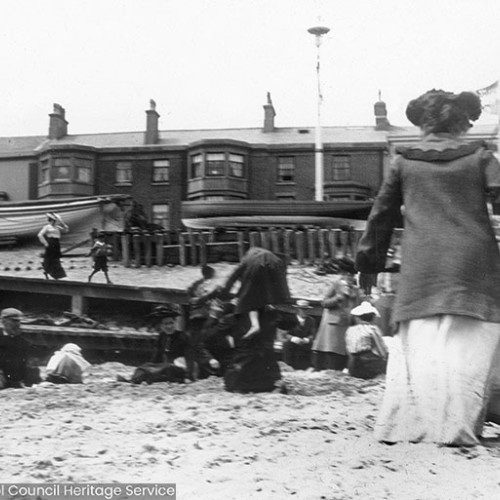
[[195, 300, 239, 378], [345, 301, 388, 380], [119, 305, 193, 384], [0, 308, 41, 389], [282, 299, 316, 370], [45, 343, 91, 384]]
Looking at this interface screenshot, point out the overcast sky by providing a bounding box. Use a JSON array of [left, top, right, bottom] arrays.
[[0, 0, 499, 137]]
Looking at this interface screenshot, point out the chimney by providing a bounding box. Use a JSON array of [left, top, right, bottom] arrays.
[[145, 99, 160, 144], [48, 103, 68, 139], [263, 92, 276, 133], [374, 90, 391, 131]]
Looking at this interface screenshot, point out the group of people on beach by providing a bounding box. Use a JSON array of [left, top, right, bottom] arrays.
[[2, 88, 500, 449]]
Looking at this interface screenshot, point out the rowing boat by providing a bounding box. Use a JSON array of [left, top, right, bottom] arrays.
[[0, 195, 130, 246]]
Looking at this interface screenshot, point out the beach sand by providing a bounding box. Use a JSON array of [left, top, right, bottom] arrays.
[[0, 246, 499, 499]]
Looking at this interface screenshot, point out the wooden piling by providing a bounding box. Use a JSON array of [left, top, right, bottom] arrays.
[[199, 233, 207, 267], [188, 230, 197, 266], [249, 231, 260, 248], [296, 231, 305, 265], [144, 233, 153, 267], [155, 233, 164, 266], [319, 229, 327, 264], [121, 233, 131, 268], [112, 232, 121, 262], [237, 231, 245, 260], [284, 229, 293, 263], [132, 233, 142, 268], [271, 228, 280, 255], [179, 232, 187, 266], [307, 229, 316, 264]]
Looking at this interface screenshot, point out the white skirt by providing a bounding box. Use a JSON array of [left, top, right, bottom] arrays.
[[375, 315, 500, 446]]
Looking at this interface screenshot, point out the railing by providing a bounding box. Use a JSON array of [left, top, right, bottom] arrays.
[[92, 227, 391, 267]]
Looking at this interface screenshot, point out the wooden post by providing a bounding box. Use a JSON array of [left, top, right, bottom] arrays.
[[189, 230, 197, 266], [328, 229, 336, 259], [155, 233, 164, 266], [307, 229, 316, 264], [260, 230, 270, 250], [132, 233, 142, 268], [144, 233, 152, 267], [271, 228, 280, 255], [319, 229, 327, 264], [249, 231, 260, 248], [179, 232, 187, 266], [71, 295, 87, 316], [112, 232, 121, 262], [339, 229, 349, 257], [121, 233, 131, 268], [296, 231, 305, 265], [284, 229, 293, 263], [237, 231, 245, 261], [199, 233, 207, 267]]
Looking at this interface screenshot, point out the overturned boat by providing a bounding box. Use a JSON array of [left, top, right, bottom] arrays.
[[0, 194, 131, 247], [181, 199, 372, 230]]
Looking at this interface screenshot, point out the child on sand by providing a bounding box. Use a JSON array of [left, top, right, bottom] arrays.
[[88, 233, 112, 284]]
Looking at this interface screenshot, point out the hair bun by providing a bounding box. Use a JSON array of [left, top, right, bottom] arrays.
[[405, 98, 425, 126], [455, 92, 482, 121]]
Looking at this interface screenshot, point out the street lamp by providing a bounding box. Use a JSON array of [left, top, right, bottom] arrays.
[[308, 25, 330, 202]]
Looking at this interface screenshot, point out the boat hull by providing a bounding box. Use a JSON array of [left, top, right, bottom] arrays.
[[0, 195, 130, 246], [181, 200, 372, 229]]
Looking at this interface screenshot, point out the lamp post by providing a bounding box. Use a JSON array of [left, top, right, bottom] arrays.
[[308, 25, 330, 202]]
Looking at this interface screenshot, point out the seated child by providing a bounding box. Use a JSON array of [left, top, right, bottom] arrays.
[[45, 343, 90, 384], [345, 301, 388, 379]]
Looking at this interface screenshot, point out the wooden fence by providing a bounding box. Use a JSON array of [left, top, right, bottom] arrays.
[[92, 227, 404, 268]]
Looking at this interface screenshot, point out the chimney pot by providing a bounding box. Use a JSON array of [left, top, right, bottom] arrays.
[[48, 103, 68, 139], [263, 92, 276, 133], [145, 99, 160, 144]]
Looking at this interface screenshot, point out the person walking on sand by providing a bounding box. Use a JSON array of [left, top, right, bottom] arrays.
[[37, 212, 69, 280], [87, 233, 112, 284], [356, 89, 500, 446]]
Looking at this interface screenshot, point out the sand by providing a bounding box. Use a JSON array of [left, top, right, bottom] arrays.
[[0, 246, 499, 499]]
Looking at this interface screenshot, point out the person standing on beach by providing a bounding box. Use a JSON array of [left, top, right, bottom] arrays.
[[87, 233, 112, 284], [356, 89, 500, 446], [37, 212, 69, 280]]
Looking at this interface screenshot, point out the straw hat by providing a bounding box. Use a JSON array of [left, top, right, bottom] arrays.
[[350, 301, 380, 317], [1, 308, 23, 319]]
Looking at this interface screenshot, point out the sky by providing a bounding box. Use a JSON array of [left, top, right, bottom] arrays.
[[0, 0, 499, 137]]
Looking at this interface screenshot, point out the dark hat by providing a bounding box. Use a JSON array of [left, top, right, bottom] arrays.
[[148, 305, 180, 319]]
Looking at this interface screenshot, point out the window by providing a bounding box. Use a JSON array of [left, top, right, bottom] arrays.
[[75, 158, 93, 183], [228, 154, 244, 177], [206, 153, 225, 176], [53, 158, 71, 181], [152, 203, 169, 229], [327, 156, 351, 181], [277, 157, 295, 182], [40, 160, 50, 184], [116, 162, 132, 184], [277, 194, 296, 201], [153, 159, 170, 183], [190, 154, 203, 178]]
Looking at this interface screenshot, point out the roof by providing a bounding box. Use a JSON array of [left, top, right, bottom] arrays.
[[0, 122, 497, 156], [0, 125, 391, 156]]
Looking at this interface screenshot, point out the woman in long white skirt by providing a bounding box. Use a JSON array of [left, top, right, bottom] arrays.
[[356, 89, 500, 446]]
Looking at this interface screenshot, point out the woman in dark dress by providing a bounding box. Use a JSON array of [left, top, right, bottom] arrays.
[[221, 247, 292, 393]]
